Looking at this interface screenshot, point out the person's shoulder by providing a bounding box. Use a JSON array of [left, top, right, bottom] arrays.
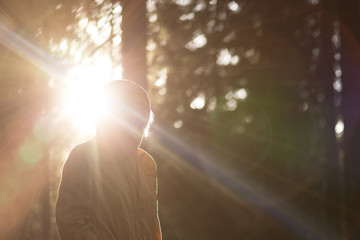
[[137, 148, 157, 173], [68, 142, 88, 159], [60, 141, 94, 182], [65, 140, 94, 167]]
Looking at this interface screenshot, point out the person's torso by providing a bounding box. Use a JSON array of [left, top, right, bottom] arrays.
[[81, 143, 158, 240]]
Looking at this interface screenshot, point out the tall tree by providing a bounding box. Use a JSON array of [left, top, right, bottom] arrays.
[[121, 0, 147, 87]]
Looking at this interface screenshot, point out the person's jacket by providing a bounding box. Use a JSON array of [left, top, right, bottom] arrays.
[[56, 141, 162, 240]]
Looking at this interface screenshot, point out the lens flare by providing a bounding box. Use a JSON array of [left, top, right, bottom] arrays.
[[61, 54, 114, 136]]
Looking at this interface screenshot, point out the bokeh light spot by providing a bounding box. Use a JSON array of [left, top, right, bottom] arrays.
[[173, 120, 183, 129], [234, 88, 247, 100], [335, 119, 344, 137], [175, 0, 192, 7], [206, 97, 217, 112], [228, 1, 241, 12], [190, 92, 206, 109], [18, 139, 43, 168], [217, 49, 232, 65], [225, 99, 237, 111], [185, 33, 207, 51]]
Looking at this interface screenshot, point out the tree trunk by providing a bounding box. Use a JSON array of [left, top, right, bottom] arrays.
[[121, 0, 147, 88]]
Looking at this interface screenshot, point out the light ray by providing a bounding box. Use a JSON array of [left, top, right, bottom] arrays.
[[150, 124, 335, 239], [0, 22, 65, 80]]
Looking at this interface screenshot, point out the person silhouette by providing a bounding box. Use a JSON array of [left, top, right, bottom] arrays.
[[55, 80, 161, 240]]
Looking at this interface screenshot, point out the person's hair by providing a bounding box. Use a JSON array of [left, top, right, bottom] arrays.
[[103, 80, 153, 138]]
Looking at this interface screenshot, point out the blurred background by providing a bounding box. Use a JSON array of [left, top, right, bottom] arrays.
[[1, 0, 360, 239]]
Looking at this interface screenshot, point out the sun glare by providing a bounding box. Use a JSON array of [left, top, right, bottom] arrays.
[[61, 54, 117, 137]]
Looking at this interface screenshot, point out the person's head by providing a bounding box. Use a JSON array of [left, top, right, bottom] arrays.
[[96, 80, 152, 150]]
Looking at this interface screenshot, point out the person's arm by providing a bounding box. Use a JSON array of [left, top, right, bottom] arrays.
[[138, 148, 162, 240], [154, 162, 162, 240], [55, 147, 99, 240], [155, 193, 162, 239]]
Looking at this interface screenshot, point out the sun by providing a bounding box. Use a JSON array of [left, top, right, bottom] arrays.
[[60, 54, 121, 137], [62, 79, 108, 136]]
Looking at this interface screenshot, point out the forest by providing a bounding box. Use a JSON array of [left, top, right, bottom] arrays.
[[1, 0, 360, 239]]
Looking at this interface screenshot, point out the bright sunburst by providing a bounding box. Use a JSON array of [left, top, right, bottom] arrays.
[[51, 13, 123, 138], [60, 54, 120, 136]]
